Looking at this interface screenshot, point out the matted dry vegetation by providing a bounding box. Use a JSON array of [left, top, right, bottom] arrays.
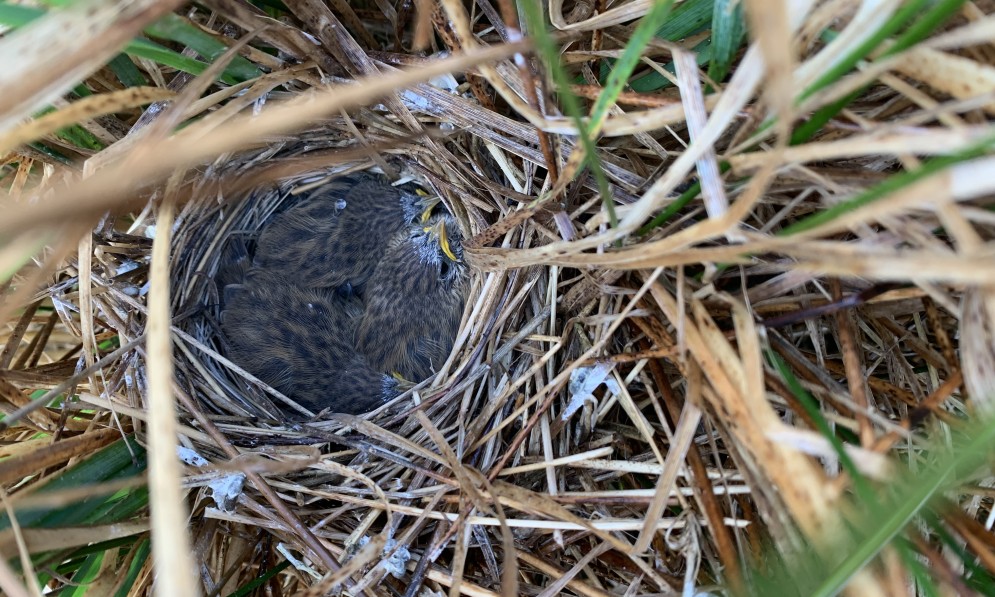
[[1, 0, 995, 595]]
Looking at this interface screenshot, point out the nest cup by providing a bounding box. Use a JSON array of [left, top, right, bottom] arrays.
[[153, 129, 582, 591], [81, 118, 641, 593], [169, 133, 478, 425]]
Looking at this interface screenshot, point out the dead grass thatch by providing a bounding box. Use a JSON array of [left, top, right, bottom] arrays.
[[2, 1, 995, 596]]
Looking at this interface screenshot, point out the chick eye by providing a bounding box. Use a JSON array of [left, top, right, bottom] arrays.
[[439, 259, 451, 278]]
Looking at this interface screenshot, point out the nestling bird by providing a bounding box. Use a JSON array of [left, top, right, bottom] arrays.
[[219, 267, 399, 415], [355, 213, 468, 381], [252, 173, 425, 297], [214, 234, 254, 309], [214, 173, 468, 416]]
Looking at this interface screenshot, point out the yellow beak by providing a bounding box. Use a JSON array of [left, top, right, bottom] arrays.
[[419, 196, 442, 224], [423, 219, 459, 262]]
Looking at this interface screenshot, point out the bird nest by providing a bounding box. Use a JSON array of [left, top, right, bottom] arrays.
[[168, 136, 470, 421], [150, 128, 632, 594], [4, 1, 995, 596]]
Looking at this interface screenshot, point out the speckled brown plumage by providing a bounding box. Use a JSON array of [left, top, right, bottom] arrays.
[[215, 235, 254, 305], [215, 173, 469, 416], [252, 173, 423, 297], [220, 268, 398, 414], [355, 214, 468, 381]]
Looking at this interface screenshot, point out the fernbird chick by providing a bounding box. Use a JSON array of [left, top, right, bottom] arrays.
[[253, 173, 424, 297], [356, 214, 468, 381], [220, 268, 399, 415], [214, 235, 255, 309]]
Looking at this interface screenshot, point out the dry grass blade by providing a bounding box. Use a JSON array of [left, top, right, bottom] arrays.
[[0, 428, 119, 485], [0, 87, 175, 157], [0, 556, 31, 597], [0, 0, 185, 133], [0, 521, 150, 559], [145, 193, 199, 596], [0, 41, 528, 238]]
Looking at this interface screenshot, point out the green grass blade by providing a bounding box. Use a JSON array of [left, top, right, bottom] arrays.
[[64, 551, 104, 596], [143, 13, 262, 82], [0, 2, 258, 84], [35, 0, 261, 81], [113, 538, 151, 597], [745, 413, 995, 595], [56, 124, 105, 151], [604, 0, 715, 91], [524, 0, 682, 229], [519, 2, 621, 228], [793, 0, 967, 145], [797, 0, 929, 105], [591, 1, 679, 129], [653, 0, 714, 39], [887, 0, 968, 56], [812, 418, 995, 597], [780, 131, 995, 236], [627, 38, 712, 93], [0, 437, 147, 530], [637, 180, 702, 235], [108, 54, 148, 88], [27, 142, 73, 165], [0, 1, 38, 26], [767, 350, 874, 501], [80, 485, 150, 526], [126, 37, 238, 84], [225, 559, 292, 597], [706, 0, 746, 88]]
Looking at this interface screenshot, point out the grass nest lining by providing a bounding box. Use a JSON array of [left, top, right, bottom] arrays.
[[2, 0, 995, 596], [164, 128, 529, 585], [155, 127, 669, 594]]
